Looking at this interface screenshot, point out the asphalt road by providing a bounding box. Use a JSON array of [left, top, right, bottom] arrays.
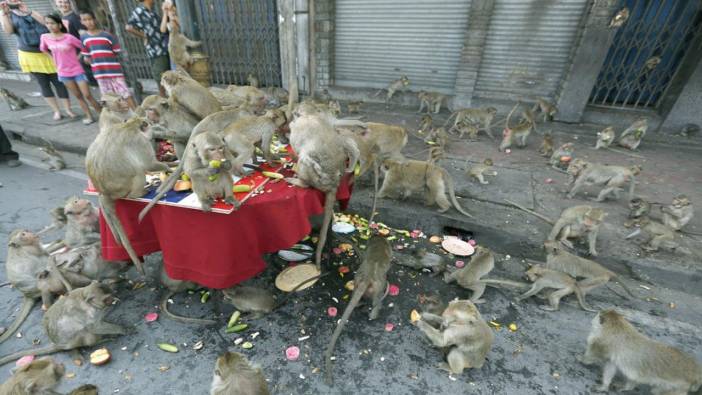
[[0, 145, 701, 395]]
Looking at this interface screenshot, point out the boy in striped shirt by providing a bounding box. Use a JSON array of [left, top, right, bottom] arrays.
[[79, 10, 136, 109]]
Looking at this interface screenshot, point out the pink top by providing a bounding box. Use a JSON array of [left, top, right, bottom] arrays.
[[39, 33, 84, 77]]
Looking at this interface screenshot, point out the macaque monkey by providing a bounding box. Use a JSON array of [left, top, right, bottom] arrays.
[[679, 123, 699, 138], [36, 262, 91, 310], [1, 230, 47, 343], [397, 248, 446, 275], [374, 75, 410, 104], [37, 141, 66, 171], [445, 107, 497, 139], [499, 103, 534, 151], [517, 264, 596, 312], [0, 87, 29, 111], [192, 107, 255, 136], [549, 143, 575, 170], [624, 197, 651, 228], [467, 159, 497, 185], [328, 100, 341, 117], [0, 357, 64, 394], [168, 30, 202, 71], [62, 197, 100, 248], [427, 145, 444, 164], [226, 85, 268, 111], [159, 265, 215, 324], [617, 118, 648, 150], [99, 93, 135, 129], [413, 299, 493, 374], [86, 116, 170, 274], [548, 205, 606, 256], [626, 217, 679, 252], [211, 352, 270, 395], [161, 71, 222, 119], [565, 158, 589, 185], [444, 246, 494, 303], [139, 94, 200, 158], [208, 86, 247, 108], [222, 109, 287, 163], [0, 282, 127, 366], [325, 236, 392, 384], [246, 73, 259, 88], [568, 164, 641, 202], [338, 122, 407, 178], [424, 126, 448, 148], [609, 7, 630, 28], [595, 126, 615, 149], [544, 240, 636, 298], [185, 132, 240, 212], [531, 98, 557, 122], [581, 310, 702, 393], [455, 123, 480, 140], [662, 194, 694, 231], [261, 86, 288, 107], [418, 114, 433, 133], [347, 101, 362, 114], [378, 159, 473, 218], [222, 285, 276, 317], [418, 292, 447, 315], [539, 132, 554, 157], [417, 91, 445, 114], [286, 108, 361, 268], [68, 384, 99, 395]]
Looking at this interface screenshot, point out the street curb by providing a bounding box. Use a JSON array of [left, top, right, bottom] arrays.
[[4, 119, 88, 156]]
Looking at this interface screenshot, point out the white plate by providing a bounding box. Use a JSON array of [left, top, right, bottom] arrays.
[[332, 222, 355, 234], [441, 237, 475, 257], [278, 244, 313, 261]]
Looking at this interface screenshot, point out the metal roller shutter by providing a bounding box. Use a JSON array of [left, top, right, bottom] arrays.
[[474, 0, 588, 102], [0, 0, 56, 69], [334, 0, 472, 95]]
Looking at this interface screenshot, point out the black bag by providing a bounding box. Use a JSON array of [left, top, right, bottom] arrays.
[[11, 13, 48, 49]]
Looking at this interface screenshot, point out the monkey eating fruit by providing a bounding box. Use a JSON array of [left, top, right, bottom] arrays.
[[184, 132, 240, 212], [443, 246, 494, 303]]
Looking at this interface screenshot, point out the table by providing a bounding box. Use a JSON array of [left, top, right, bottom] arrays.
[[99, 171, 353, 289]]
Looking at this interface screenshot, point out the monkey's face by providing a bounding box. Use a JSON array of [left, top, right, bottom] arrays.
[[84, 282, 116, 308], [584, 209, 606, 228], [525, 265, 543, 281], [215, 352, 246, 380], [483, 158, 493, 166], [65, 198, 90, 215], [8, 229, 39, 248], [401, 76, 410, 85], [19, 358, 65, 386]]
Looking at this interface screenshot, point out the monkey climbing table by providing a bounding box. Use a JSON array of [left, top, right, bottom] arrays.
[[92, 170, 353, 289]]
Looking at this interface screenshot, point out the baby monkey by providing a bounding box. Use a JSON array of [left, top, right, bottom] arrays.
[[467, 158, 497, 185], [38, 142, 66, 171], [662, 194, 694, 231], [413, 299, 494, 375], [517, 264, 596, 312], [549, 143, 575, 170], [184, 132, 240, 212], [594, 126, 615, 149], [0, 357, 64, 394], [581, 309, 702, 394], [539, 132, 554, 157], [417, 91, 445, 114], [375, 75, 410, 104], [211, 352, 269, 395]]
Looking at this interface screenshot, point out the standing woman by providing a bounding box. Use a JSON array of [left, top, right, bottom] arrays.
[[40, 13, 101, 125], [0, 0, 75, 121]]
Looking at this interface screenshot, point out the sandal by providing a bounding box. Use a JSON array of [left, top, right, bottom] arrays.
[[82, 117, 95, 125], [52, 112, 62, 121]]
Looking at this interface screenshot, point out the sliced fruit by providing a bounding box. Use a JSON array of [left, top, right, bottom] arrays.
[[157, 343, 179, 353], [225, 324, 248, 333], [89, 348, 111, 365], [410, 309, 421, 323], [174, 180, 192, 192], [227, 311, 241, 328], [262, 171, 284, 179], [232, 184, 252, 193]]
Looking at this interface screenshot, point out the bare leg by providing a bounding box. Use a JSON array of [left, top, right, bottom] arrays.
[[77, 80, 102, 115], [469, 283, 487, 303], [59, 98, 76, 118], [540, 288, 571, 311], [517, 284, 544, 301], [62, 81, 92, 121], [43, 96, 61, 118]]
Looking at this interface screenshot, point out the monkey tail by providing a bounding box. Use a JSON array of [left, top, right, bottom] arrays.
[[160, 291, 216, 325], [0, 344, 62, 366], [573, 287, 598, 313], [506, 103, 519, 130], [99, 195, 145, 275], [504, 199, 554, 225], [0, 297, 36, 344], [324, 282, 369, 385], [611, 278, 637, 299], [443, 111, 458, 127], [368, 159, 379, 226], [138, 160, 185, 222], [482, 278, 530, 289], [441, 168, 473, 218], [314, 192, 336, 270], [628, 176, 636, 201]]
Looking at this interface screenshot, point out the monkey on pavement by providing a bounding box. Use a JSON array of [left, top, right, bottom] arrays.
[[0, 87, 29, 111], [0, 230, 49, 343], [626, 217, 680, 253], [45, 196, 101, 253], [0, 357, 64, 394], [467, 158, 497, 185], [499, 103, 535, 151], [549, 143, 575, 170], [543, 240, 636, 299], [185, 132, 240, 212], [417, 91, 445, 114], [86, 116, 170, 274], [374, 75, 409, 104], [531, 98, 557, 122], [413, 299, 493, 375], [539, 132, 554, 157], [617, 118, 648, 150], [444, 107, 497, 139], [548, 205, 606, 256], [443, 246, 494, 303], [211, 352, 270, 395], [662, 194, 694, 231], [595, 127, 616, 149], [568, 163, 641, 202], [378, 159, 473, 218], [0, 282, 127, 366], [517, 264, 597, 312], [580, 309, 702, 394], [324, 236, 392, 384]]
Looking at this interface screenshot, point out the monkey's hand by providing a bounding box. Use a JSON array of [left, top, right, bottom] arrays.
[[219, 159, 232, 171], [207, 167, 219, 176]]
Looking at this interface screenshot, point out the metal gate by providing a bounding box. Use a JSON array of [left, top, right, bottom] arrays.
[[473, 0, 589, 102], [193, 0, 281, 86], [0, 0, 57, 69], [334, 0, 472, 95], [109, 0, 281, 86], [589, 0, 702, 109]]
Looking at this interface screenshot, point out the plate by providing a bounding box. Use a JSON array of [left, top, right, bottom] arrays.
[[277, 244, 313, 261], [441, 236, 475, 257], [275, 263, 321, 292], [332, 222, 355, 234]]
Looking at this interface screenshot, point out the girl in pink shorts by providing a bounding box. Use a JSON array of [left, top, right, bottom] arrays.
[[40, 13, 101, 125], [79, 10, 136, 110]]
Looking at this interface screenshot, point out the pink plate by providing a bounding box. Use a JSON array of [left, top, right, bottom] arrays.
[[441, 237, 475, 257]]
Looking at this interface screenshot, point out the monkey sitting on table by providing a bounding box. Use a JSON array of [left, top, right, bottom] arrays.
[[184, 132, 240, 212]]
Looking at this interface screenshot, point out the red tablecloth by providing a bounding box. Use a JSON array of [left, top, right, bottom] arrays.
[[100, 173, 353, 289]]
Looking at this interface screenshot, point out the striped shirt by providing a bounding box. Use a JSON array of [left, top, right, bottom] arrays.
[[80, 31, 124, 79]]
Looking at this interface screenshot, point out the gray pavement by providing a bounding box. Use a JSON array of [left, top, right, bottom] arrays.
[[0, 80, 701, 394]]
